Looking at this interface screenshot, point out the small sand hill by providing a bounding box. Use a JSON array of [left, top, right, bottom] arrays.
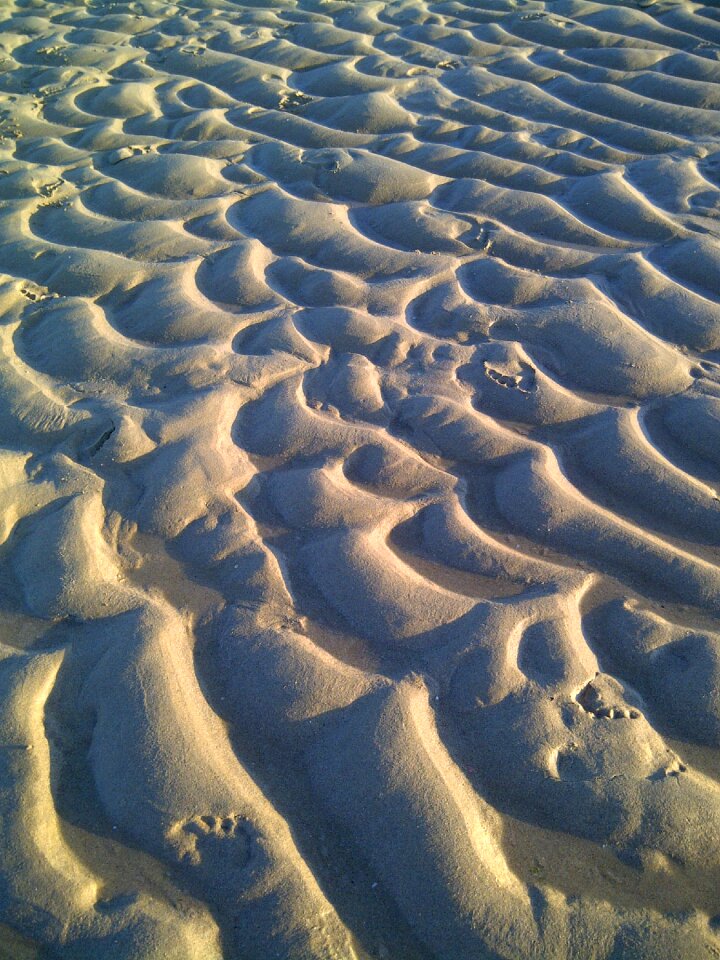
[[0, 0, 720, 958]]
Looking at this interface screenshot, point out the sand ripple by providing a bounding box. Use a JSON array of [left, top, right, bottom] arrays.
[[1, 0, 720, 957]]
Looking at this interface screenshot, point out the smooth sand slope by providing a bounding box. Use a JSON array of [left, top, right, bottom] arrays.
[[0, 0, 720, 956]]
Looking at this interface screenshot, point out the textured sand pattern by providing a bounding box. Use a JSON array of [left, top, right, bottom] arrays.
[[1, 0, 720, 957]]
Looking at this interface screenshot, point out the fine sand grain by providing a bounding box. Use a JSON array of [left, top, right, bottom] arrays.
[[0, 0, 720, 957]]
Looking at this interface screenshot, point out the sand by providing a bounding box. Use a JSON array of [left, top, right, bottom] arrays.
[[0, 0, 719, 956]]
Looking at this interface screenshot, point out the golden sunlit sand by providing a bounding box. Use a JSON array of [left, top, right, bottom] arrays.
[[1, 0, 720, 957]]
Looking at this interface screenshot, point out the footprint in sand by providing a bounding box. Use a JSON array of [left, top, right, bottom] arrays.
[[484, 362, 536, 394], [171, 814, 251, 870], [278, 91, 313, 113], [576, 676, 641, 720]]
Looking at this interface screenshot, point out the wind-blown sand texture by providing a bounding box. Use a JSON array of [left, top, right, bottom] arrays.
[[1, 0, 720, 957]]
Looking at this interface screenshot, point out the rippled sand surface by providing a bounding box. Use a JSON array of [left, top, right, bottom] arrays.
[[1, 0, 720, 957]]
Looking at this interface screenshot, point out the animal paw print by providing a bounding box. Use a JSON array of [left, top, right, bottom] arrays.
[[484, 361, 536, 394], [20, 281, 52, 302], [170, 814, 251, 870], [576, 677, 641, 720], [179, 43, 207, 57], [39, 178, 64, 198], [649, 755, 687, 781], [107, 144, 152, 166], [278, 90, 313, 113]]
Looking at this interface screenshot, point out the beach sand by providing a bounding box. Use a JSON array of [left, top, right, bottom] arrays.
[[0, 0, 720, 956]]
